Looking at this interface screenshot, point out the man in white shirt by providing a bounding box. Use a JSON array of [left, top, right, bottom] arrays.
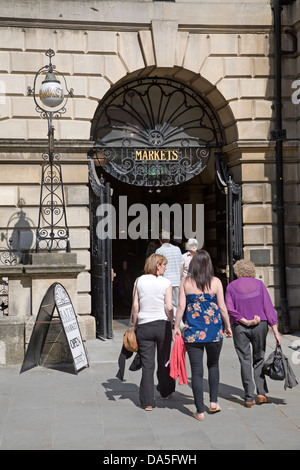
[[155, 231, 183, 320]]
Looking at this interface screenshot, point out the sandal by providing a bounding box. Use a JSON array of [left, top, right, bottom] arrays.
[[209, 404, 222, 413], [192, 412, 205, 421], [144, 406, 153, 411], [257, 395, 269, 404]]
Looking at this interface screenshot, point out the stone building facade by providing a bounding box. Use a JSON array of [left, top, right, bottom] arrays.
[[0, 0, 299, 363]]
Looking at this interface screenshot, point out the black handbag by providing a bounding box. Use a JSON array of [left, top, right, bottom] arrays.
[[264, 344, 285, 381]]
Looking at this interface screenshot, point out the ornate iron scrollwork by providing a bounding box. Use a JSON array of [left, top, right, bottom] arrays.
[[36, 156, 70, 252], [90, 77, 224, 187]]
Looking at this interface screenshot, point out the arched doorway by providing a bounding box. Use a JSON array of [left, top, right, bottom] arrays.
[[88, 75, 241, 338]]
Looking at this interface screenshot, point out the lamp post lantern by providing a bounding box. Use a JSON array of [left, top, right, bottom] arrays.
[[28, 49, 74, 252]]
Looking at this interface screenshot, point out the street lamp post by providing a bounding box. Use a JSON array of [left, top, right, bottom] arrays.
[[27, 49, 74, 252]]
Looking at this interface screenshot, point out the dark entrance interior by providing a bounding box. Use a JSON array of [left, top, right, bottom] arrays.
[[89, 75, 242, 336], [98, 168, 212, 319]]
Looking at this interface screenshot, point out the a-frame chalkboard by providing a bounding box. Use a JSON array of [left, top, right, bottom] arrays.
[[20, 283, 89, 374]]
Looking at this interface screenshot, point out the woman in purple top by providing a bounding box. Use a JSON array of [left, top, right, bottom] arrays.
[[225, 260, 281, 408]]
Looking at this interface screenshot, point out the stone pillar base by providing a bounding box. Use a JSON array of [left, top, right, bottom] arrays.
[[0, 252, 95, 365]]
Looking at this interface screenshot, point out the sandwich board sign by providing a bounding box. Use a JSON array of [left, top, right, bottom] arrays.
[[20, 282, 89, 374]]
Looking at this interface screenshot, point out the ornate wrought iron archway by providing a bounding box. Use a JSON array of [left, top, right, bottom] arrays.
[[88, 76, 240, 339], [90, 77, 225, 187]]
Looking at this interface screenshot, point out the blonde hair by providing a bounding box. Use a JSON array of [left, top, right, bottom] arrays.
[[233, 259, 256, 278], [144, 253, 167, 275]]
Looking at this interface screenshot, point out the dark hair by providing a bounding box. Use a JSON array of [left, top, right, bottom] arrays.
[[187, 249, 214, 292]]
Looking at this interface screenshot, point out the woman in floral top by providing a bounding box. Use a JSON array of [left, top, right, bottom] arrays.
[[173, 250, 232, 421]]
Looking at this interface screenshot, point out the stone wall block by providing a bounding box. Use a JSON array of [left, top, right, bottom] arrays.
[[0, 52, 10, 72], [1, 27, 24, 50], [10, 51, 42, 73], [27, 118, 51, 140], [49, 53, 73, 76], [0, 317, 25, 365], [243, 225, 265, 244], [285, 225, 300, 245], [69, 229, 90, 250], [283, 163, 299, 182], [0, 118, 27, 139], [237, 120, 270, 140], [286, 246, 300, 264], [73, 54, 104, 75], [24, 28, 56, 52], [243, 204, 275, 224], [0, 73, 26, 95], [88, 76, 111, 100], [57, 30, 86, 53], [200, 57, 224, 86], [76, 250, 90, 271], [0, 164, 40, 184], [77, 271, 91, 293], [217, 78, 239, 102], [230, 100, 253, 121], [13, 97, 66, 118], [151, 20, 178, 68], [65, 185, 89, 206], [138, 30, 155, 67], [118, 32, 145, 72], [252, 57, 273, 77], [86, 31, 118, 54], [175, 32, 189, 66], [103, 55, 127, 83], [60, 164, 88, 184], [239, 33, 267, 56], [284, 183, 299, 202], [65, 75, 87, 98], [57, 119, 91, 140], [73, 98, 98, 120], [242, 184, 263, 204], [254, 100, 273, 119], [66, 207, 90, 227], [264, 225, 277, 245], [240, 78, 269, 99], [0, 206, 37, 232], [209, 34, 238, 56], [285, 205, 300, 224], [241, 163, 276, 183], [0, 186, 18, 206], [183, 34, 208, 73], [224, 57, 252, 77]]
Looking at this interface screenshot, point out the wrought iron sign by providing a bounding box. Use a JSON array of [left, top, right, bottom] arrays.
[[90, 77, 224, 187]]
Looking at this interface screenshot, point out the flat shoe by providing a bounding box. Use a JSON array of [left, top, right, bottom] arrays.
[[144, 406, 153, 411], [161, 394, 172, 400], [192, 412, 204, 421], [257, 395, 269, 404], [209, 405, 222, 413], [244, 400, 256, 408]]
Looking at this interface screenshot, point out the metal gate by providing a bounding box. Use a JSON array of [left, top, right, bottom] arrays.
[[215, 153, 242, 283], [89, 162, 113, 339]]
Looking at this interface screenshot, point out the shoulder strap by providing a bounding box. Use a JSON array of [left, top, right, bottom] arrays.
[[129, 277, 139, 327]]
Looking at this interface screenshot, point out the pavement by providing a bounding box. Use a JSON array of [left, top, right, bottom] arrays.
[[0, 318, 300, 453]]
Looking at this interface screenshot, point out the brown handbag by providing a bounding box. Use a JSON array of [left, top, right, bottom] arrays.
[[123, 280, 139, 352]]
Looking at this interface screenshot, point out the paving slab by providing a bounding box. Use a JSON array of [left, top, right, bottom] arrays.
[[0, 318, 299, 453]]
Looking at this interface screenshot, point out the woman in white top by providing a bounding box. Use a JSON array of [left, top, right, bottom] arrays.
[[132, 253, 175, 410]]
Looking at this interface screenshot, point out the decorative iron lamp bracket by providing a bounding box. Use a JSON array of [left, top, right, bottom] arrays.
[[28, 49, 74, 253]]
